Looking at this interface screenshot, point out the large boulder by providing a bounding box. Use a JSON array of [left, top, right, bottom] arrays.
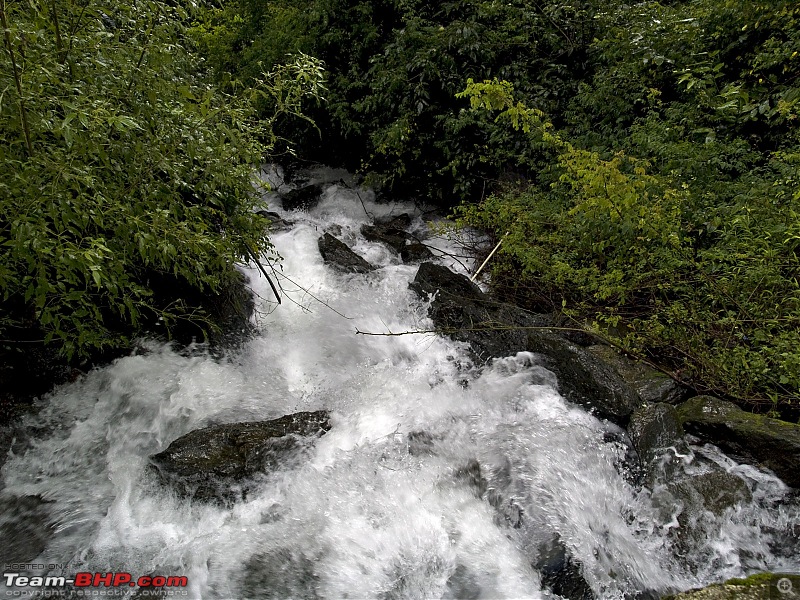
[[585, 345, 687, 405], [149, 411, 331, 504], [676, 396, 800, 488], [280, 183, 325, 211], [524, 333, 642, 425], [317, 233, 376, 274], [409, 262, 550, 361], [409, 263, 641, 424], [361, 221, 434, 263]]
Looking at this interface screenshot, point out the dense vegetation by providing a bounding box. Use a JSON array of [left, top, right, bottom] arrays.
[[0, 0, 322, 365], [197, 0, 799, 413], [2, 0, 798, 414]]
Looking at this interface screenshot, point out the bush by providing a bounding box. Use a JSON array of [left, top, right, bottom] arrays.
[[0, 0, 323, 358]]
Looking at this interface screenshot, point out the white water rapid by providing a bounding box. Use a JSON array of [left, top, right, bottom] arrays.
[[1, 169, 798, 599]]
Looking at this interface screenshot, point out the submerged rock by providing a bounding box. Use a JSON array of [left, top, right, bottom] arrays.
[[443, 564, 482, 600], [409, 263, 641, 424], [241, 548, 321, 600], [0, 495, 56, 566], [651, 466, 753, 568], [677, 396, 800, 488], [149, 411, 331, 504], [317, 233, 376, 274]]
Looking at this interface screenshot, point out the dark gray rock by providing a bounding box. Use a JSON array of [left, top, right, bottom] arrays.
[[524, 333, 642, 425], [407, 430, 435, 456], [628, 403, 686, 469], [317, 233, 376, 274], [400, 242, 433, 263], [0, 495, 56, 566], [534, 537, 595, 600], [241, 548, 320, 600], [375, 213, 413, 229], [280, 183, 325, 211], [651, 467, 753, 557], [455, 459, 488, 498], [409, 263, 641, 424], [677, 396, 800, 488], [361, 222, 434, 263], [409, 262, 550, 361], [585, 345, 687, 405], [443, 565, 482, 600], [255, 210, 293, 231], [149, 411, 331, 504]]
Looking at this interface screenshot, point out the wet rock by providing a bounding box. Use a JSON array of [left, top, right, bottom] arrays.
[[317, 233, 376, 274], [443, 565, 482, 600], [361, 222, 434, 263], [280, 183, 325, 211], [675, 470, 752, 514], [455, 459, 488, 498], [663, 573, 800, 600], [409, 263, 641, 424], [603, 429, 643, 487], [677, 396, 800, 488], [628, 403, 686, 483], [375, 213, 413, 229], [400, 242, 433, 263], [241, 548, 320, 600], [407, 430, 435, 456], [0, 495, 56, 565], [524, 333, 642, 425], [651, 467, 753, 556], [653, 468, 752, 529], [585, 345, 687, 405], [256, 210, 293, 231], [149, 411, 331, 504], [534, 537, 595, 600], [409, 262, 550, 361]]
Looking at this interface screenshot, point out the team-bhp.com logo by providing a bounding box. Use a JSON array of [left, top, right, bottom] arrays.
[[3, 572, 188, 596]]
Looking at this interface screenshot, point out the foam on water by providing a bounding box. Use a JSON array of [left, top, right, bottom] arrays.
[[1, 173, 798, 599]]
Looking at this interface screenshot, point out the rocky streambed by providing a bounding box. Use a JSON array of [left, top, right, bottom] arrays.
[[1, 167, 798, 599]]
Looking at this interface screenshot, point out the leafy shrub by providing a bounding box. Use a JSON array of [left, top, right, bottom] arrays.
[[0, 0, 323, 358]]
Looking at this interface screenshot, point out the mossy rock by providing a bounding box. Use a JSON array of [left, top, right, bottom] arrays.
[[409, 263, 641, 424], [663, 573, 800, 599], [586, 345, 687, 405], [149, 411, 331, 504], [677, 396, 800, 488]]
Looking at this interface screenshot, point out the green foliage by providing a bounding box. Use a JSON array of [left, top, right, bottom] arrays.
[[0, 0, 323, 358], [206, 0, 601, 201], [456, 69, 800, 410], [185, 0, 800, 409]]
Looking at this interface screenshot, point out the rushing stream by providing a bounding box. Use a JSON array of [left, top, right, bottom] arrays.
[[1, 168, 798, 599]]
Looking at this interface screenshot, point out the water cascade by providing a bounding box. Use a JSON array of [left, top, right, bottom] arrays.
[[1, 169, 798, 599]]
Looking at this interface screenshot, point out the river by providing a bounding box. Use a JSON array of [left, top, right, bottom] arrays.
[[1, 169, 798, 599]]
